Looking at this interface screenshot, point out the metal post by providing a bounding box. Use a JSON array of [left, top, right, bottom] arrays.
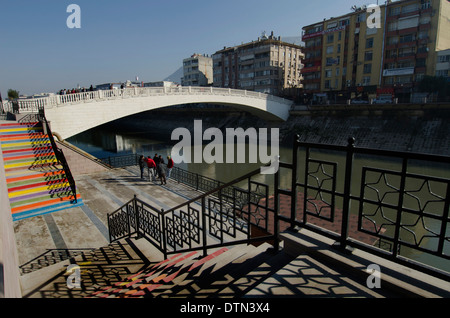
[[303, 146, 310, 225], [438, 182, 450, 255], [392, 157, 408, 258], [290, 135, 299, 229], [339, 137, 355, 250], [201, 197, 207, 257], [273, 161, 280, 252], [161, 208, 167, 260], [133, 195, 140, 238]]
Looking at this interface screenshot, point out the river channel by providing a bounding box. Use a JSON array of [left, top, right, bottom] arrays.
[[67, 119, 450, 273]]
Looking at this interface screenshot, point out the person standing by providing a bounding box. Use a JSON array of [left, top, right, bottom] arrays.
[[157, 161, 167, 185], [166, 155, 174, 179], [138, 155, 146, 179], [153, 153, 160, 165], [145, 156, 156, 181]]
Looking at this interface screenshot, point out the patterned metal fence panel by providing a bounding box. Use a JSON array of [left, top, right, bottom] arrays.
[[107, 199, 134, 242], [281, 135, 450, 281], [108, 167, 277, 259]]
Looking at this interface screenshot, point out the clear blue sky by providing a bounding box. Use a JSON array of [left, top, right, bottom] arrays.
[[0, 0, 373, 97]]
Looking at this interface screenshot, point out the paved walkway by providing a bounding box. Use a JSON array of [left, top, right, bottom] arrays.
[[7, 161, 450, 299], [13, 165, 202, 268]]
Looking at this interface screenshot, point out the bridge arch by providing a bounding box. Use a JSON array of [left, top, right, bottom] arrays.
[[12, 86, 292, 139]]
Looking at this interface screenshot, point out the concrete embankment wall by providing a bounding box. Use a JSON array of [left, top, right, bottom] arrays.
[[106, 107, 450, 156], [283, 108, 450, 156], [56, 140, 110, 176]]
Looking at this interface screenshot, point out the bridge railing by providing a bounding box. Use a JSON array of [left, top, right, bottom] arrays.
[[4, 86, 292, 114]]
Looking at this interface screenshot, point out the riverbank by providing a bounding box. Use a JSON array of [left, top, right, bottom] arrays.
[[103, 106, 450, 156]]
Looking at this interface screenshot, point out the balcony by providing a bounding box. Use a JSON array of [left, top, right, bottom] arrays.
[[398, 26, 419, 35]]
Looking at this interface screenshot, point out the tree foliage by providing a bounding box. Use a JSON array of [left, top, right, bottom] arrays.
[[7, 89, 19, 100]]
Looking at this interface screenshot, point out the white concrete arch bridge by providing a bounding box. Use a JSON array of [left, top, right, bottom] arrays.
[[3, 86, 293, 139]]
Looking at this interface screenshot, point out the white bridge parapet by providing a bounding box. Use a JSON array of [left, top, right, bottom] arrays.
[[2, 86, 292, 139]]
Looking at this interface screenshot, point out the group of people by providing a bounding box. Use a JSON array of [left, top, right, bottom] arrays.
[[139, 153, 174, 185], [59, 85, 95, 95]]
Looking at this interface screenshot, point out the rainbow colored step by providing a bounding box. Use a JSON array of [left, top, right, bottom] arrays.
[[0, 121, 83, 221], [86, 247, 229, 298]]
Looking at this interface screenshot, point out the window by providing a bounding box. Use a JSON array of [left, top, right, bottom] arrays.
[[422, 1, 431, 9], [418, 31, 428, 40], [398, 47, 415, 58], [337, 44, 341, 53], [389, 6, 401, 16], [401, 3, 419, 14], [415, 73, 425, 81], [397, 75, 413, 84], [357, 13, 366, 23], [365, 51, 373, 61], [400, 34, 416, 43], [363, 63, 372, 74], [386, 50, 397, 59], [324, 80, 331, 89], [325, 69, 332, 78], [420, 15, 431, 24], [398, 16, 419, 30], [438, 55, 450, 63], [326, 45, 334, 54], [388, 21, 398, 31], [384, 77, 394, 85], [327, 34, 334, 43], [363, 76, 371, 86], [366, 38, 374, 49], [340, 19, 350, 26], [416, 58, 426, 67]]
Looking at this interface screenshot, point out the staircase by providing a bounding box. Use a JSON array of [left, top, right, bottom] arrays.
[[21, 233, 408, 298], [0, 121, 83, 221], [21, 236, 299, 298]]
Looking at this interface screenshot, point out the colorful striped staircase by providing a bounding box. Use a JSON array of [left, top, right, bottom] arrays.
[[84, 241, 288, 298], [0, 121, 83, 221]]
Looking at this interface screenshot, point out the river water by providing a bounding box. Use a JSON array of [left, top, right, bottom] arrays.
[[67, 122, 450, 273]]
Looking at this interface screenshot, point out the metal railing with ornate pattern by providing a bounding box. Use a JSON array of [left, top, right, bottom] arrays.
[[41, 116, 78, 203], [104, 138, 450, 281], [107, 167, 277, 259], [278, 135, 450, 281]]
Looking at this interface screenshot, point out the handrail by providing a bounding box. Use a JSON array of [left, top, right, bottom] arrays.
[[108, 165, 277, 259], [104, 139, 450, 281], [161, 167, 261, 216], [285, 135, 450, 281], [40, 116, 78, 203], [6, 86, 293, 114]]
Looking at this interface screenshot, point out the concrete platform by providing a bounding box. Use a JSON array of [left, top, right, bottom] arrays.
[[4, 151, 450, 298], [13, 165, 202, 269]]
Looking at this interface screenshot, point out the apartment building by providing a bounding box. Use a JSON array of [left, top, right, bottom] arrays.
[[212, 32, 304, 96], [182, 53, 213, 86], [302, 0, 450, 103], [436, 49, 450, 80]]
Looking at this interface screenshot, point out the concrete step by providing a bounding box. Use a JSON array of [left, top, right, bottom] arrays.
[[20, 237, 159, 298], [0, 122, 83, 221], [158, 243, 276, 298]]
